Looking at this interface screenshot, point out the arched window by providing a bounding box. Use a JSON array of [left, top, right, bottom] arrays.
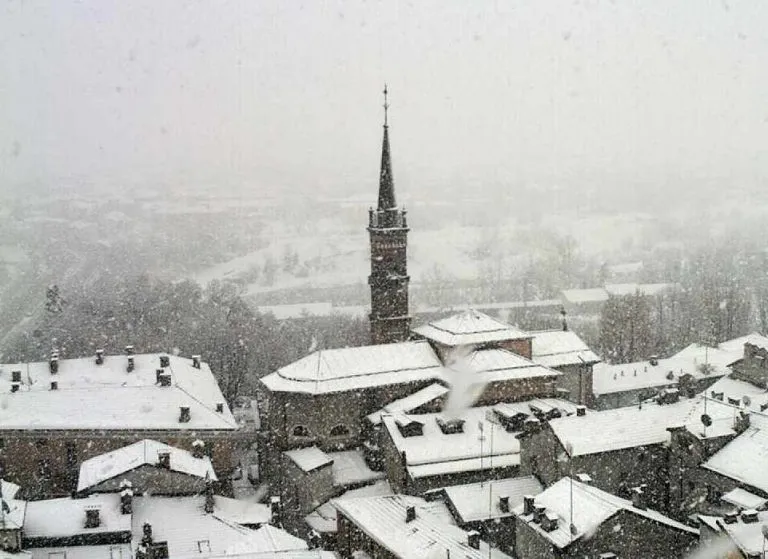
[[292, 425, 310, 437], [329, 424, 350, 438]]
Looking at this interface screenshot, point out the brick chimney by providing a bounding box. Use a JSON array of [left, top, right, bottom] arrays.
[[158, 373, 171, 387], [215, 403, 224, 413], [405, 505, 416, 523], [179, 406, 191, 423], [533, 504, 545, 524], [95, 349, 104, 365], [141, 522, 153, 546], [10, 382, 20, 393], [541, 511, 559, 532], [50, 381, 58, 391], [158, 451, 171, 469], [499, 495, 510, 513], [11, 370, 21, 383], [523, 495, 535, 516], [49, 356, 59, 374], [125, 345, 134, 356], [159, 355, 170, 368], [204, 479, 215, 514], [192, 440, 205, 459], [84, 508, 100, 528], [120, 487, 133, 515], [127, 356, 135, 372], [270, 496, 281, 525], [631, 486, 646, 510], [576, 405, 587, 417], [467, 530, 480, 549], [192, 355, 201, 369]]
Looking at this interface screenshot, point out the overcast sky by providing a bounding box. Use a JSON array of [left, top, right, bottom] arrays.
[[1, 0, 767, 200]]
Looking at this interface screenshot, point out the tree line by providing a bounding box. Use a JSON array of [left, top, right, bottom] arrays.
[[2, 275, 369, 406]]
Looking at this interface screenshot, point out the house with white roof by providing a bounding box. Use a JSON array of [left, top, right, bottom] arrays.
[[0, 350, 240, 499], [513, 478, 698, 559], [698, 509, 768, 558], [334, 494, 513, 559], [592, 343, 739, 410], [76, 439, 217, 496], [380, 400, 578, 495], [433, 475, 543, 551], [0, 479, 27, 553], [520, 397, 720, 514]]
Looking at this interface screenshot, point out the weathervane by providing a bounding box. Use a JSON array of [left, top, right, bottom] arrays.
[[383, 84, 389, 126]]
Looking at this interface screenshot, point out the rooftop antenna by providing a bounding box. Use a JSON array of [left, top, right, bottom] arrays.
[[383, 84, 389, 127], [565, 441, 575, 542]]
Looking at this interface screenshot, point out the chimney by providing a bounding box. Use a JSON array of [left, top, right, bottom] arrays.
[[127, 357, 135, 372], [723, 510, 739, 524], [576, 405, 587, 417], [84, 508, 101, 528], [141, 522, 153, 546], [95, 349, 104, 365], [742, 509, 759, 524], [204, 479, 215, 513], [215, 402, 224, 413], [533, 504, 546, 524], [158, 373, 171, 387], [649, 355, 659, 366], [11, 382, 20, 393], [120, 487, 133, 515], [523, 495, 535, 516], [179, 406, 191, 423], [159, 355, 170, 368], [541, 511, 559, 532], [270, 496, 281, 525], [631, 486, 646, 510], [192, 440, 205, 459], [308, 529, 321, 549], [405, 505, 416, 523], [125, 345, 134, 355], [560, 307, 568, 331], [499, 495, 510, 513], [158, 451, 171, 469], [192, 355, 201, 369], [11, 370, 21, 383], [467, 530, 480, 549], [50, 381, 58, 391], [523, 418, 541, 434], [49, 356, 59, 374]]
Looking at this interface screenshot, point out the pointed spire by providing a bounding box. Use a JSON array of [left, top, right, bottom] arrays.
[[378, 84, 396, 210]]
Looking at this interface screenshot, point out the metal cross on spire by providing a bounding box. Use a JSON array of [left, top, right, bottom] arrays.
[[383, 84, 389, 127]]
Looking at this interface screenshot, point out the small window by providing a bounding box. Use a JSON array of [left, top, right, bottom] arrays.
[[292, 425, 310, 437], [330, 424, 350, 437]]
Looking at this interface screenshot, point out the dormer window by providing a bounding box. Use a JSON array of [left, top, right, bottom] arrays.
[[329, 424, 350, 438], [436, 417, 465, 434], [292, 425, 310, 438]]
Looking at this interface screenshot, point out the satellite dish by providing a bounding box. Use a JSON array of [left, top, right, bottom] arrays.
[[701, 414, 712, 427], [744, 395, 752, 407]]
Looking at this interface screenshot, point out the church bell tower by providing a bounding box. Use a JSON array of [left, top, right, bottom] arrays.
[[368, 86, 411, 344]]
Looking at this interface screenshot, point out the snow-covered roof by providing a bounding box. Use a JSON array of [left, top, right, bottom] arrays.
[[408, 454, 520, 480], [604, 283, 674, 297], [412, 309, 530, 347], [211, 496, 271, 526], [382, 406, 521, 471], [261, 341, 444, 395], [467, 348, 560, 383], [719, 332, 768, 355], [132, 496, 307, 558], [24, 494, 131, 538], [0, 353, 236, 431], [77, 439, 217, 492], [333, 494, 512, 559], [305, 480, 394, 534], [561, 288, 610, 304], [593, 344, 736, 396], [722, 510, 768, 557], [513, 478, 697, 549], [703, 427, 768, 494], [284, 446, 333, 473], [0, 479, 26, 530], [366, 383, 448, 425], [530, 330, 600, 369], [548, 401, 694, 456], [442, 475, 544, 523], [327, 449, 386, 487], [722, 488, 768, 510]]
